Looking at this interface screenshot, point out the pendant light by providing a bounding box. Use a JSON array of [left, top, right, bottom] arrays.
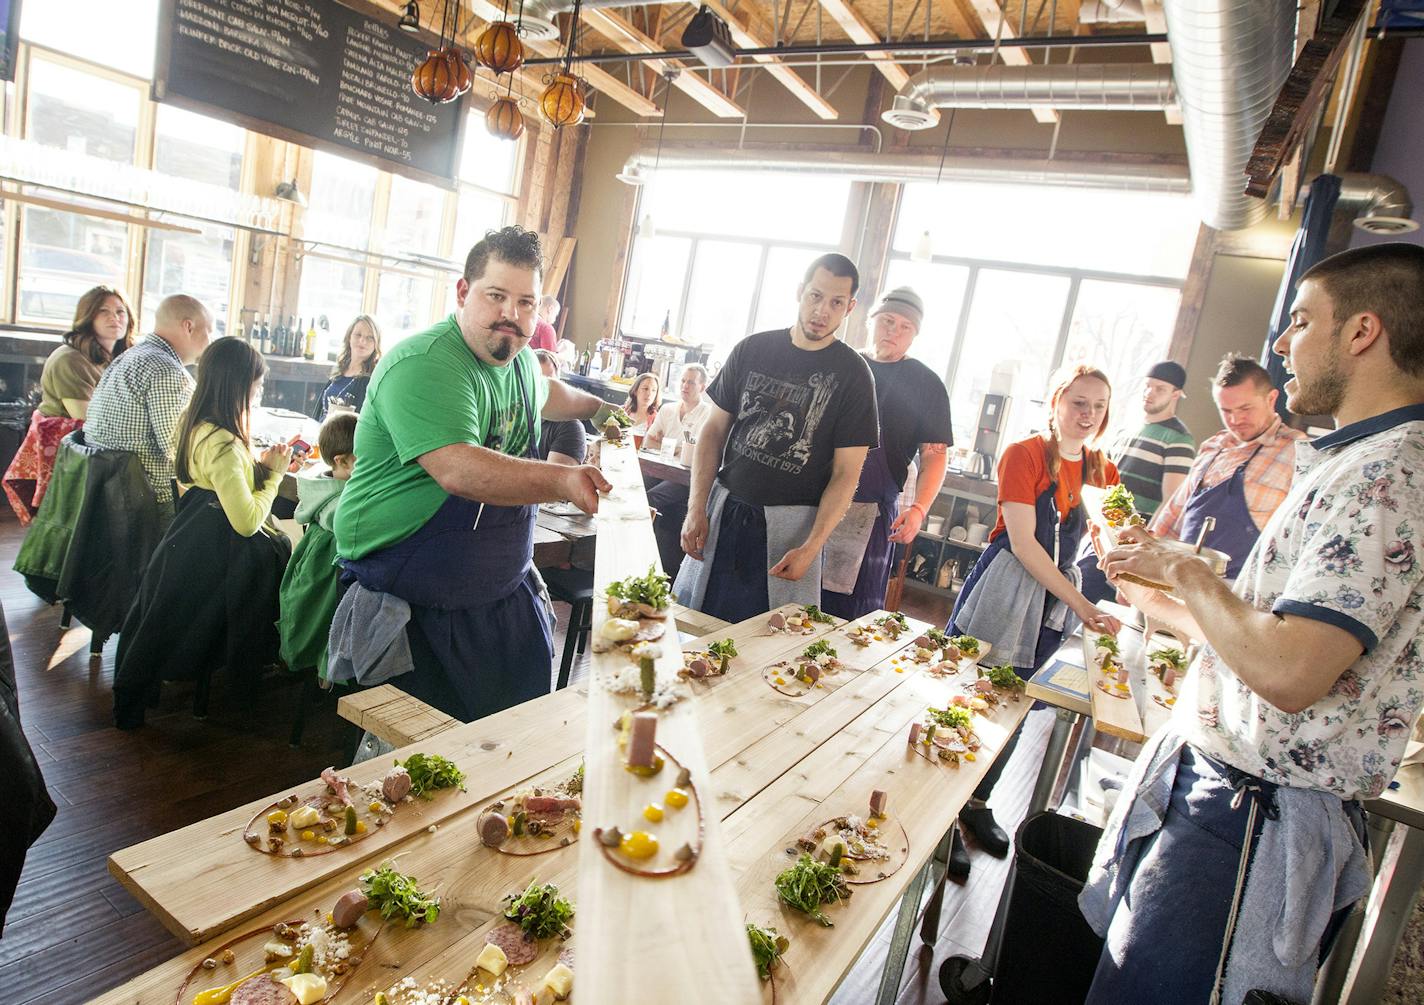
[[636, 69, 676, 241], [540, 0, 587, 127], [912, 108, 957, 264], [398, 1, 421, 32]]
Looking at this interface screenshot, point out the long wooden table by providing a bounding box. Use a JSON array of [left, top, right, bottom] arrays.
[[100, 605, 1027, 1004]]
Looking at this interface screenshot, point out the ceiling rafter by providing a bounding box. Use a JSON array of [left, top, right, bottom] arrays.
[[583, 7, 746, 116], [691, 0, 841, 119], [817, 0, 912, 89]]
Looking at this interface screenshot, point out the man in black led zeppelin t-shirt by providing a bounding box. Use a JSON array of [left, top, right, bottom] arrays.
[[673, 253, 879, 622]]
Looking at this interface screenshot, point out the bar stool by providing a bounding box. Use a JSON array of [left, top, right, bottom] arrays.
[[541, 566, 594, 689]]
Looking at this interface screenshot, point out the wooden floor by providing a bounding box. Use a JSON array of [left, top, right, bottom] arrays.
[[0, 518, 1045, 1005]]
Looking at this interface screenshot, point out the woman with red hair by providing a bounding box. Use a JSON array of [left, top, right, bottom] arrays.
[[942, 365, 1124, 877]]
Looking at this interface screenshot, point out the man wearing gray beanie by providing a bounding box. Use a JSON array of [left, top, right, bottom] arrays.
[[821, 285, 953, 617]]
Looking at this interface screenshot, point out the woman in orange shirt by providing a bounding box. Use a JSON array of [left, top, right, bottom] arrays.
[[942, 364, 1123, 879]]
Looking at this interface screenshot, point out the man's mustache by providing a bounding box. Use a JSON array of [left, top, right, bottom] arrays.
[[491, 322, 526, 339]]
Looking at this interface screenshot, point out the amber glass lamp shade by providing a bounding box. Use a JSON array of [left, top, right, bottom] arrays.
[[540, 73, 585, 127], [412, 49, 461, 103], [485, 97, 525, 141], [475, 21, 524, 75]]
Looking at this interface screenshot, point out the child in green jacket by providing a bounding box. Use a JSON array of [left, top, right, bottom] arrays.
[[279, 411, 357, 679]]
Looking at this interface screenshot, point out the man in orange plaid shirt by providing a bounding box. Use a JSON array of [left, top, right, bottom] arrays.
[[1149, 354, 1305, 579]]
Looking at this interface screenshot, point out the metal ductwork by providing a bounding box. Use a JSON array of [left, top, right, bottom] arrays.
[[1303, 173, 1420, 235], [1161, 0, 1297, 230], [884, 64, 1177, 131], [618, 145, 1191, 192], [466, 0, 643, 40]]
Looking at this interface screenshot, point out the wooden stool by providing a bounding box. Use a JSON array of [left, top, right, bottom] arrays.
[[542, 566, 594, 689]]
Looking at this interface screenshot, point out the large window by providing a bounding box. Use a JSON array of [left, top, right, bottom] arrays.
[[618, 170, 852, 358], [887, 179, 1191, 455], [298, 109, 522, 349], [21, 0, 160, 79]]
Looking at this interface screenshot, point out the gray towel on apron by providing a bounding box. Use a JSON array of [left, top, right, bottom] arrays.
[[326, 581, 416, 686], [674, 479, 822, 612], [953, 547, 1080, 668]]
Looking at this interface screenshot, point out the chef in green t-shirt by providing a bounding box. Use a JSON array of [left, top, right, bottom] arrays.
[[333, 226, 621, 722]]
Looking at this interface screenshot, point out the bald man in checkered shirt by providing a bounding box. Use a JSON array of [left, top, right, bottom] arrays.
[[84, 295, 213, 509]]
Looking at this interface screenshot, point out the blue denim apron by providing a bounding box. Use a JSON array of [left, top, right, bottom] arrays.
[[949, 478, 1084, 675], [340, 357, 554, 722], [1179, 444, 1264, 580], [820, 446, 901, 619]]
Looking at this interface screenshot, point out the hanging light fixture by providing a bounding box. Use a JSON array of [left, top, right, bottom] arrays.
[[540, 0, 587, 127], [411, 0, 466, 103], [635, 69, 676, 239], [398, 1, 421, 32], [912, 109, 957, 264], [486, 74, 525, 142]]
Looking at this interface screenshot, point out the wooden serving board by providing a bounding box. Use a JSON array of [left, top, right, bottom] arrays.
[[725, 668, 1031, 1004], [108, 685, 590, 944], [576, 441, 761, 1002], [1081, 630, 1146, 743]]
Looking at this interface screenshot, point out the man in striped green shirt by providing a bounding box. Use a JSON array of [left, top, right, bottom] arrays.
[[1112, 360, 1197, 519]]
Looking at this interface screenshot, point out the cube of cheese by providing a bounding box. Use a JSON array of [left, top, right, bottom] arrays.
[[287, 805, 321, 830], [280, 973, 329, 1005], [475, 941, 509, 976], [543, 962, 574, 1000]]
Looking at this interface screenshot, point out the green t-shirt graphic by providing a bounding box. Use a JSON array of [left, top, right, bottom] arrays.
[[334, 315, 549, 559]]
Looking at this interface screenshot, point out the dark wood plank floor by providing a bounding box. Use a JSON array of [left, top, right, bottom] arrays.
[[0, 519, 1037, 1005]]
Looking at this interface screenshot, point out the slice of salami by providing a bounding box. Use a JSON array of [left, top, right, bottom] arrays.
[[231, 976, 298, 1005], [487, 922, 539, 965]]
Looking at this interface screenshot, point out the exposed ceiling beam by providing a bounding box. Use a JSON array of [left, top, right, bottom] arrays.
[[1276, 0, 1323, 219], [816, 0, 912, 89], [962, 0, 1060, 123], [1140, 0, 1182, 125], [583, 8, 745, 117], [691, 0, 840, 119]]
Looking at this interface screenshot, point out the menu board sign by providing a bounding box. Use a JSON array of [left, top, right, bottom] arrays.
[[154, 0, 463, 185]]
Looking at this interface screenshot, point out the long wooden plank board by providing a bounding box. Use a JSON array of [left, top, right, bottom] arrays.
[[727, 669, 1032, 1004], [1082, 630, 1146, 743], [108, 685, 588, 944], [92, 615, 1000, 1004], [575, 441, 761, 1002]]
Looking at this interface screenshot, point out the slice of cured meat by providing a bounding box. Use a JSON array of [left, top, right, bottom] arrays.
[[487, 922, 539, 965], [231, 977, 298, 1005]]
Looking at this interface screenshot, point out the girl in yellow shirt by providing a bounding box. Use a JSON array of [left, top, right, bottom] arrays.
[[174, 338, 292, 535]]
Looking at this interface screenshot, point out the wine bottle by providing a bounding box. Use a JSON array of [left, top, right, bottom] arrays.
[[246, 312, 260, 347], [304, 317, 317, 361], [260, 314, 271, 355]]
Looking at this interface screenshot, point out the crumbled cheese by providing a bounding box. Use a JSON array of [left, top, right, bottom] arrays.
[[602, 662, 688, 710]]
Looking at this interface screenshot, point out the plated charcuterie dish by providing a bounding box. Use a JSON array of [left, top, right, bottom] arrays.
[[1091, 632, 1132, 700], [763, 640, 843, 697], [907, 704, 984, 767], [478, 763, 583, 856], [243, 756, 464, 857], [765, 605, 833, 636], [590, 712, 704, 878], [1148, 645, 1187, 708], [679, 638, 738, 680], [792, 790, 909, 885], [593, 567, 687, 710]]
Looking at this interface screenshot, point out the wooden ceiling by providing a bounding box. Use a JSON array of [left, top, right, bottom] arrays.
[[370, 0, 1171, 122]]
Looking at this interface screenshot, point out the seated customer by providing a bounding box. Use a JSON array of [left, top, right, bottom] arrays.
[[279, 411, 357, 682], [113, 339, 292, 729], [4, 286, 136, 522], [622, 371, 661, 438], [535, 350, 586, 465], [85, 293, 213, 512], [645, 364, 710, 580], [315, 315, 382, 420]]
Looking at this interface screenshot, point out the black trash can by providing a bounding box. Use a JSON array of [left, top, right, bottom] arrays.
[[990, 811, 1106, 1005]]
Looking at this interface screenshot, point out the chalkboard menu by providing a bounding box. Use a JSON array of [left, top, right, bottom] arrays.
[[154, 0, 464, 185]]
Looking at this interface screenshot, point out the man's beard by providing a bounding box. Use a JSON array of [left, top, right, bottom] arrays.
[[487, 323, 525, 362], [1286, 328, 1346, 416]]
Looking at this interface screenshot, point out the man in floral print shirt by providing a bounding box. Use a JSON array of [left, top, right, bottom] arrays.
[[1080, 244, 1424, 1005]]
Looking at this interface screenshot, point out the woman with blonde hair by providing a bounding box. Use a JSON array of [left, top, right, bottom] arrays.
[[4, 286, 136, 521], [939, 364, 1124, 879], [315, 315, 382, 419]]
